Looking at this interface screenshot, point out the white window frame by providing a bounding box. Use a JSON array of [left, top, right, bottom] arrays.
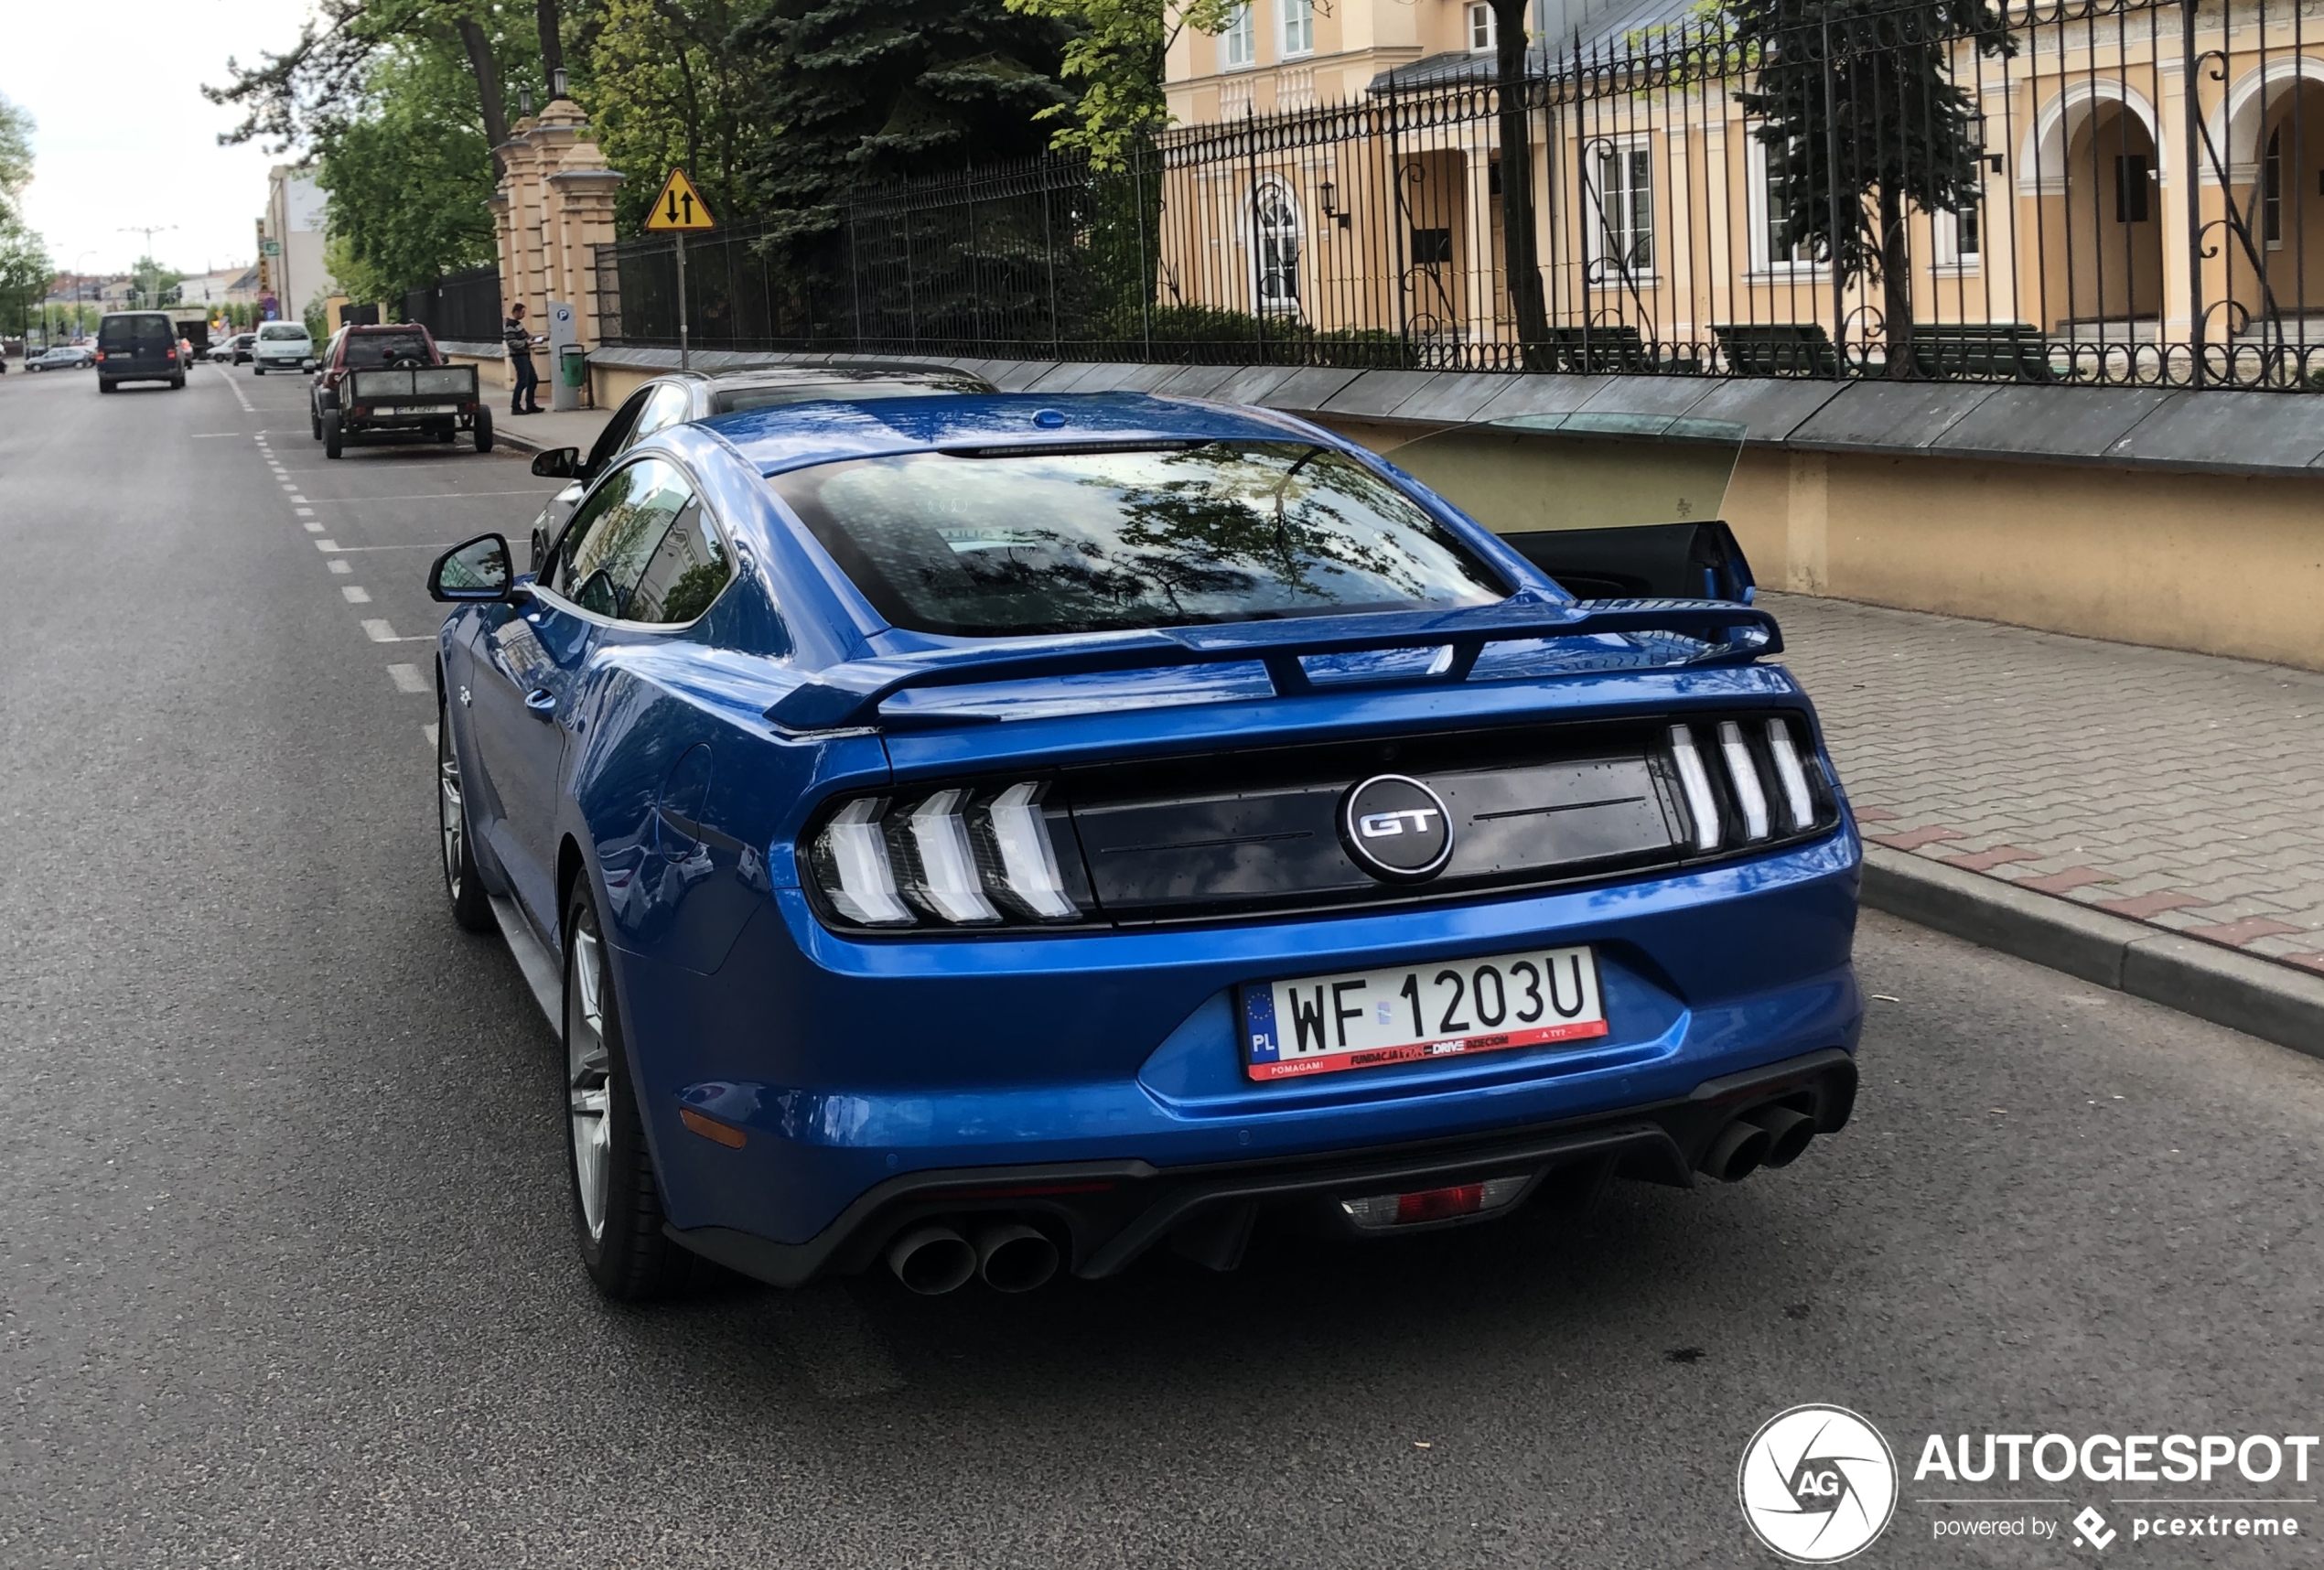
[[1744, 131, 1829, 276], [1250, 180, 1303, 315], [1221, 3, 1256, 70], [1931, 201, 1982, 271], [1467, 1, 1497, 53], [1280, 0, 1314, 59], [1584, 135, 1658, 284]]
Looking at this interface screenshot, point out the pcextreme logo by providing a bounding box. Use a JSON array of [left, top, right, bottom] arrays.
[[1738, 1404, 1900, 1563]]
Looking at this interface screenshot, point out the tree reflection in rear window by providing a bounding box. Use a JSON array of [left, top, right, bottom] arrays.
[[769, 441, 1506, 637]]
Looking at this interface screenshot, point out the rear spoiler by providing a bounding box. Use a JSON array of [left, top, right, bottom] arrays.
[[763, 597, 1781, 733]]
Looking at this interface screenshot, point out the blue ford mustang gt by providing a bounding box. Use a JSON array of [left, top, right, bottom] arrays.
[[427, 392, 1862, 1301]]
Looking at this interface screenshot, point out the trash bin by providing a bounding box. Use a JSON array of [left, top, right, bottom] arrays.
[[559, 345, 586, 388]]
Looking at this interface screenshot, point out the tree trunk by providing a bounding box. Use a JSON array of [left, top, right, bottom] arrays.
[[537, 0, 566, 93], [1492, 0, 1553, 371], [1878, 182, 1913, 380], [457, 19, 512, 181]]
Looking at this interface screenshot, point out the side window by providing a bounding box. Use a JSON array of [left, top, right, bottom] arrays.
[[632, 382, 694, 442], [549, 457, 695, 619], [627, 496, 732, 625], [585, 388, 653, 474]]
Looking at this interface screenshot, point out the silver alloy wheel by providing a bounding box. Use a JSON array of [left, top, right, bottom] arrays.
[[566, 918, 612, 1242], [437, 726, 466, 899]]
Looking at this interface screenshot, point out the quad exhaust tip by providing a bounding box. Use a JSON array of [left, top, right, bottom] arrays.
[[974, 1221, 1060, 1294], [886, 1224, 977, 1296], [1697, 1103, 1818, 1183]]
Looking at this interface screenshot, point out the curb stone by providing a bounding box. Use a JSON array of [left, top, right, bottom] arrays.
[[1860, 844, 2324, 1059]]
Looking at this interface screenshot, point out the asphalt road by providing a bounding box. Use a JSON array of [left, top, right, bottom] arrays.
[[5, 360, 2322, 1570]]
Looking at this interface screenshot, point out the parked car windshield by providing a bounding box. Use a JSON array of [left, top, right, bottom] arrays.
[[770, 441, 1506, 638], [343, 331, 433, 368]]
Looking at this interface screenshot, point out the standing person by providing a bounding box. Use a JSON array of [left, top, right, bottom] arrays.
[[502, 303, 543, 415]]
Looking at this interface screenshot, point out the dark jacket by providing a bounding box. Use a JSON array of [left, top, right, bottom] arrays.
[[502, 317, 534, 358]]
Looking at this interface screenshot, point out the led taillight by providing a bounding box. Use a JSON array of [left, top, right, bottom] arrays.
[[1765, 718, 1816, 833], [901, 789, 999, 924], [810, 782, 1084, 930], [1668, 725, 1721, 851], [814, 798, 912, 926], [1718, 720, 1772, 842]]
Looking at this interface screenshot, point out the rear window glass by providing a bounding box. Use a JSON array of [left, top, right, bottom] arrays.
[[259, 323, 309, 340], [709, 377, 984, 415], [770, 441, 1506, 638], [101, 315, 172, 345], [343, 331, 432, 368]]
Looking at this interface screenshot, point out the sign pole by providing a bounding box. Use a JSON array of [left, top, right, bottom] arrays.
[[643, 167, 714, 371], [676, 230, 690, 373]]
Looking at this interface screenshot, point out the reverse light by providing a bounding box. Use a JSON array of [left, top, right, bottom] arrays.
[[1765, 718, 1816, 833], [1341, 1175, 1530, 1230], [814, 797, 913, 926], [1718, 720, 1772, 842], [1668, 725, 1721, 851]]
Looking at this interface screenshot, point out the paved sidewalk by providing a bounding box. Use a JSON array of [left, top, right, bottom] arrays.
[[494, 404, 608, 456], [1770, 592, 2324, 976]]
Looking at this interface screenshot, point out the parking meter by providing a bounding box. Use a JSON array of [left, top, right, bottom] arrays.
[[547, 300, 581, 412]]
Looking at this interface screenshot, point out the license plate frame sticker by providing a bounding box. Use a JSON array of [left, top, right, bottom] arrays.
[[1243, 945, 1608, 1081]]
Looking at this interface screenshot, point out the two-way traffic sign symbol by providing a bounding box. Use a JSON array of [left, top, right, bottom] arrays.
[[642, 168, 716, 231]]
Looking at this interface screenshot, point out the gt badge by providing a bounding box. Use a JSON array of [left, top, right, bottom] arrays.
[[1340, 774, 1453, 882]]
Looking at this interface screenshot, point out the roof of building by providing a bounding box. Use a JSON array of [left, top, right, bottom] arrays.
[[1367, 0, 1705, 92]]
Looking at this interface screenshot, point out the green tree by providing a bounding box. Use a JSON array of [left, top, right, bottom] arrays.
[[0, 94, 33, 225], [314, 40, 502, 301], [0, 222, 52, 338], [732, 0, 1075, 246], [1732, 0, 2013, 375], [582, 0, 775, 232], [1000, 0, 1237, 167]]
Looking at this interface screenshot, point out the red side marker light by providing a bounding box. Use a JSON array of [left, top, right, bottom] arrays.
[[679, 1107, 747, 1148], [1340, 1175, 1529, 1230]]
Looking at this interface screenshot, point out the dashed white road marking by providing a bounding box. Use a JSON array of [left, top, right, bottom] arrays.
[[288, 494, 307, 503], [315, 539, 341, 552], [304, 522, 323, 532], [323, 542, 456, 552], [301, 489, 550, 502], [423, 722, 439, 750], [328, 560, 352, 575], [386, 663, 427, 694], [342, 586, 371, 604], [295, 507, 314, 516], [361, 619, 432, 643], [189, 432, 242, 438]]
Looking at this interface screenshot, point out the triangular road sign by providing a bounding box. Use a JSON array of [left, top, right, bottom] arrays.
[[643, 168, 716, 232]]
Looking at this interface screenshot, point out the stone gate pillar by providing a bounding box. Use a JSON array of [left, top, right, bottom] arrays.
[[494, 99, 624, 398]]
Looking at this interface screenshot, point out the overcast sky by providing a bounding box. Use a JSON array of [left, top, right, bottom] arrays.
[[5, 0, 322, 277]]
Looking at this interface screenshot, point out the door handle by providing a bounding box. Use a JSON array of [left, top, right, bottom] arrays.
[[523, 687, 557, 719]]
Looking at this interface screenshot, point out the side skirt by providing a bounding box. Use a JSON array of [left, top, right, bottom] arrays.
[[488, 893, 563, 1030]]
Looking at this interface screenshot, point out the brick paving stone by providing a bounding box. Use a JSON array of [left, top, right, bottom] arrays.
[[2181, 917, 2307, 946], [2280, 953, 2324, 974], [1942, 845, 2044, 872], [1871, 826, 1967, 852], [2093, 891, 2215, 919], [1769, 591, 2324, 982]]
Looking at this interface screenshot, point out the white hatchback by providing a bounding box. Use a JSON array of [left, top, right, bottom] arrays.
[[252, 322, 314, 374]]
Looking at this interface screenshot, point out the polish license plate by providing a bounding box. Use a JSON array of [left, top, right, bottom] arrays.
[[387, 403, 458, 415], [1243, 945, 1608, 1081]]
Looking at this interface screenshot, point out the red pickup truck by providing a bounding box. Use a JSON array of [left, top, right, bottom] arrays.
[[309, 321, 491, 457]]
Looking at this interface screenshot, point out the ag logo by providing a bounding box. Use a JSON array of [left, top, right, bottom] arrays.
[[1340, 774, 1453, 882], [1738, 1404, 1898, 1563]]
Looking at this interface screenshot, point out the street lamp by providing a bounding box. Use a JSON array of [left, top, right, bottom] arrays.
[[120, 225, 177, 308]]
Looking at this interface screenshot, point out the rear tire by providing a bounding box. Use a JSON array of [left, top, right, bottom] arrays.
[[170, 374, 185, 389], [436, 704, 495, 933], [311, 406, 322, 440], [253, 366, 264, 376], [323, 412, 343, 459], [98, 379, 115, 394], [473, 409, 494, 454], [563, 881, 693, 1301]]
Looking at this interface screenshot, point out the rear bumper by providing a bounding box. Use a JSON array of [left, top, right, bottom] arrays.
[[672, 1046, 1857, 1285]]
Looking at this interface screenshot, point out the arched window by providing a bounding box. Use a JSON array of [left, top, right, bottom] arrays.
[[1253, 183, 1302, 313]]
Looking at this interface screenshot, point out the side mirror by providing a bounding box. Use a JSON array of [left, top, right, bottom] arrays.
[[428, 532, 520, 602], [531, 446, 582, 479]]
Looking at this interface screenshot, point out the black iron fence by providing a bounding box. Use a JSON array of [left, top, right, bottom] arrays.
[[597, 0, 2324, 389], [403, 264, 504, 345]]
